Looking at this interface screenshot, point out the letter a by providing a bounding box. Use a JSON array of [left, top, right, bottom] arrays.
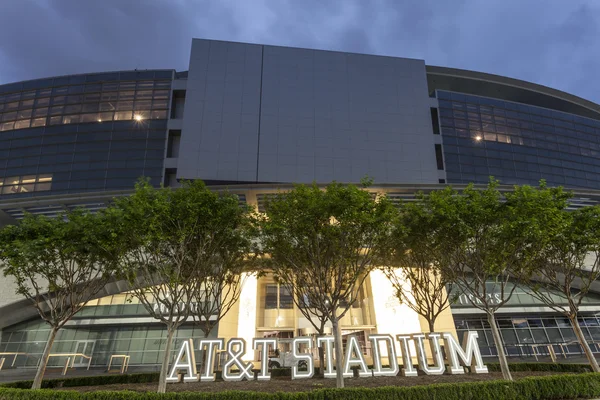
[[166, 339, 199, 382]]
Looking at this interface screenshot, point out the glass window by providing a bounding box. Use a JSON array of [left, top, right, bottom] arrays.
[[116, 101, 133, 110], [98, 112, 113, 122], [19, 175, 36, 193], [14, 119, 30, 129], [151, 110, 167, 119], [5, 101, 18, 111], [279, 286, 293, 309], [37, 89, 52, 97], [63, 114, 80, 124], [3, 111, 17, 121], [136, 90, 153, 100], [114, 111, 132, 121], [134, 100, 152, 110], [85, 84, 102, 92], [133, 111, 148, 120], [102, 82, 118, 91], [49, 116, 62, 125], [66, 95, 83, 104], [64, 104, 82, 114], [99, 102, 116, 111], [17, 109, 32, 120], [2, 177, 20, 194], [52, 86, 68, 95], [81, 113, 99, 123], [119, 91, 135, 101], [154, 81, 171, 89], [6, 93, 20, 102], [153, 90, 170, 99], [20, 99, 34, 108], [84, 93, 101, 102], [34, 107, 48, 117], [0, 121, 14, 131], [136, 81, 154, 89], [51, 96, 66, 105], [152, 99, 168, 109], [82, 103, 99, 113], [119, 82, 136, 90], [31, 117, 46, 128], [265, 285, 278, 309], [101, 92, 118, 102]]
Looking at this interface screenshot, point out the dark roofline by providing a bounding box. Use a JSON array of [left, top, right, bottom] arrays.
[[427, 65, 600, 120]]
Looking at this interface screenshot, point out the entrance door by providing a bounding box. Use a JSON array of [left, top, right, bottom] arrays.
[[74, 340, 95, 367]]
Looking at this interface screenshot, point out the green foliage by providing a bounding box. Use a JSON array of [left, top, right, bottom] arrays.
[[0, 209, 121, 327], [485, 362, 591, 373], [258, 181, 398, 386], [108, 179, 256, 392], [259, 181, 397, 319], [0, 373, 160, 389], [2, 373, 600, 399]]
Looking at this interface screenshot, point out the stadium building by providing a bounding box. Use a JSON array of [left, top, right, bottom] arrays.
[[1, 38, 600, 368]]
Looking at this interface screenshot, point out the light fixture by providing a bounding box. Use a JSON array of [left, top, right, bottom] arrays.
[[97, 119, 102, 122], [134, 114, 143, 121], [475, 135, 482, 141]]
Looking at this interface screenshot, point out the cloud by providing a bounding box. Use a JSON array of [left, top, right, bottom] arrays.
[[0, 0, 598, 103]]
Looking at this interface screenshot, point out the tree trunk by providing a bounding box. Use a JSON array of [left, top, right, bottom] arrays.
[[427, 318, 443, 367], [157, 325, 176, 393], [317, 337, 325, 378], [31, 326, 59, 390], [487, 311, 512, 381], [331, 316, 344, 388], [569, 314, 600, 372]]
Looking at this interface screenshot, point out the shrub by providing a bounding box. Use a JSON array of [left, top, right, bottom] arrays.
[[0, 372, 160, 389], [1, 373, 600, 399], [486, 362, 591, 373]]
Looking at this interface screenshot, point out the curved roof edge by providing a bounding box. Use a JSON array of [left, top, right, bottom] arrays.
[[427, 65, 600, 121], [0, 69, 176, 95]]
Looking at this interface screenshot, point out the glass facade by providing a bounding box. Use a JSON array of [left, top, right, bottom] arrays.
[[0, 70, 173, 198], [455, 315, 600, 358], [0, 290, 217, 367], [438, 90, 600, 189]]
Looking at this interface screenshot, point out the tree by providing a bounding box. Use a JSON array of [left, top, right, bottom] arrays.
[[112, 179, 254, 393], [384, 200, 454, 334], [520, 205, 600, 372], [0, 210, 119, 389], [258, 182, 397, 388], [427, 180, 567, 381], [186, 187, 256, 369]]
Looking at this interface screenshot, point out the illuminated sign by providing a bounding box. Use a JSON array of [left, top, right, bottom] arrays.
[[167, 331, 488, 383]]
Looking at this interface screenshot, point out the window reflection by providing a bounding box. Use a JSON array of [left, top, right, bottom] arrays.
[[0, 79, 171, 131], [0, 174, 52, 194]]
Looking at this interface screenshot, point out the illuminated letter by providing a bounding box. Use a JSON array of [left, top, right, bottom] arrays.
[[342, 335, 371, 377], [411, 333, 445, 375], [292, 337, 314, 379], [396, 335, 418, 377], [369, 334, 399, 377], [316, 336, 336, 378], [198, 339, 224, 382], [253, 338, 277, 381], [166, 339, 199, 383], [222, 338, 253, 381], [443, 332, 488, 374]]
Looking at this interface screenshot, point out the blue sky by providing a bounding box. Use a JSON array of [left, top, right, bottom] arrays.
[[1, 0, 599, 103]]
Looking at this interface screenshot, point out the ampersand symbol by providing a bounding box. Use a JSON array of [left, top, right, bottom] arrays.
[[222, 338, 253, 381]]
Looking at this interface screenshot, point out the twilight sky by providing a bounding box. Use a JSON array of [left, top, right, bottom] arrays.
[[1, 0, 599, 103]]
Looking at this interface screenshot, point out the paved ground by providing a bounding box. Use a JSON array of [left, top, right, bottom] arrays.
[[0, 355, 595, 384]]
